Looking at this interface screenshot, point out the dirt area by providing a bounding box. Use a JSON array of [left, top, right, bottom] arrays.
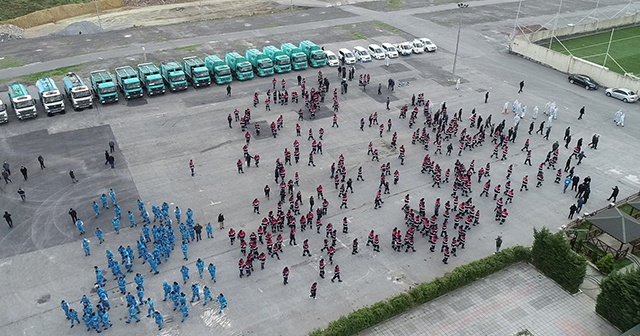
[[24, 0, 288, 38]]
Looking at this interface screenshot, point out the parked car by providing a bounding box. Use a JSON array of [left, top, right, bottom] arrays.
[[368, 44, 386, 60], [381, 43, 399, 58], [605, 87, 638, 103], [325, 50, 340, 67], [338, 48, 356, 65], [353, 46, 372, 62], [396, 42, 413, 56], [411, 40, 425, 54], [568, 74, 599, 90], [418, 38, 438, 52]]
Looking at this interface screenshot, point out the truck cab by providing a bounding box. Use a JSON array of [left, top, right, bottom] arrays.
[[281, 43, 308, 71], [63, 72, 93, 110], [160, 62, 188, 92], [225, 52, 254, 81], [204, 55, 233, 85], [299, 40, 327, 68], [35, 77, 65, 116], [263, 46, 292, 74], [90, 70, 119, 104], [137, 63, 166, 96], [115, 66, 144, 100], [245, 49, 274, 77], [183, 56, 211, 88], [8, 83, 37, 120], [0, 99, 8, 123]]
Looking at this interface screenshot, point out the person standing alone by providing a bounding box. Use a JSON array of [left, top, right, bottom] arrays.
[[518, 80, 524, 93]]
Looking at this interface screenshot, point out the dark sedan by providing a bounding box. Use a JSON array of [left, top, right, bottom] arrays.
[[568, 74, 600, 90]]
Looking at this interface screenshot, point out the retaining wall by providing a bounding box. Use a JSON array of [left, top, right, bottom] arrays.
[[510, 13, 640, 93]]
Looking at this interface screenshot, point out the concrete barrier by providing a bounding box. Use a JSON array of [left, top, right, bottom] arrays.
[[1, 0, 124, 29], [510, 14, 640, 93]]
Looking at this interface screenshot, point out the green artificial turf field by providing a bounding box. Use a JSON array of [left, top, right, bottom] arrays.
[[548, 25, 640, 76]]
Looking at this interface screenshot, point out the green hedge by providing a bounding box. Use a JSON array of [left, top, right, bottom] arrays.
[[309, 246, 532, 336], [531, 227, 587, 294], [596, 268, 640, 331]]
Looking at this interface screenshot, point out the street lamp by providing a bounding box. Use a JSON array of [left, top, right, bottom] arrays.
[[94, 0, 103, 29], [452, 3, 468, 78]]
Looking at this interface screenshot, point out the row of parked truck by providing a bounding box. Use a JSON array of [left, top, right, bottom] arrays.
[[0, 40, 329, 122]]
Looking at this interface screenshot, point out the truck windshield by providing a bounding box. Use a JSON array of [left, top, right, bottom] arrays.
[[312, 53, 327, 60], [125, 83, 141, 90], [258, 60, 273, 69], [238, 65, 252, 72], [73, 90, 91, 99], [293, 56, 307, 63], [171, 75, 186, 82], [276, 59, 290, 65], [99, 87, 117, 94], [43, 95, 62, 104], [148, 78, 163, 87], [194, 71, 209, 78], [15, 100, 34, 109], [217, 69, 231, 76]]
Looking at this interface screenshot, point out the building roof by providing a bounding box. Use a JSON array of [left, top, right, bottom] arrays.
[[588, 207, 640, 244]]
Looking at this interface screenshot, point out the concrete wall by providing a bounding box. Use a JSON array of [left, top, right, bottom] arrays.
[[510, 14, 640, 93], [528, 13, 640, 42], [1, 0, 124, 29]]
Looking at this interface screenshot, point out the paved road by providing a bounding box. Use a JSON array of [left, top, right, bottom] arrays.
[[0, 0, 638, 335], [360, 263, 619, 336]]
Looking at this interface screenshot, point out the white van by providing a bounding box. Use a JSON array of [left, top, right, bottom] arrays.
[[368, 44, 386, 60], [381, 43, 399, 58], [0, 99, 8, 123], [339, 48, 356, 65], [396, 42, 413, 56], [325, 50, 340, 67], [419, 38, 438, 52], [353, 46, 372, 62], [411, 40, 425, 54]]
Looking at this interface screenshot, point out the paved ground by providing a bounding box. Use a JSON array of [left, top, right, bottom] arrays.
[[0, 0, 638, 335], [360, 263, 620, 336]]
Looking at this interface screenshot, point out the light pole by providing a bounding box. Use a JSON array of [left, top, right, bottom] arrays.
[[94, 0, 103, 29], [452, 19, 461, 78]]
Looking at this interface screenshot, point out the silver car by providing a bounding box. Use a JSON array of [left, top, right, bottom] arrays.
[[605, 88, 638, 103]]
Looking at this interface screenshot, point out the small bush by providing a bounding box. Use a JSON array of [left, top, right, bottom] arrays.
[[596, 268, 640, 331], [311, 246, 531, 335], [595, 253, 615, 275]]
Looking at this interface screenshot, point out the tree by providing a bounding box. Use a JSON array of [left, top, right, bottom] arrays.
[[531, 227, 586, 293], [596, 268, 640, 331]]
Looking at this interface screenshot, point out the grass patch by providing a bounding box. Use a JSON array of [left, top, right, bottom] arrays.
[[0, 0, 92, 21], [175, 44, 199, 52], [548, 25, 640, 75], [0, 57, 23, 70], [387, 0, 405, 10], [10, 65, 82, 84], [373, 21, 401, 33], [350, 32, 367, 40]]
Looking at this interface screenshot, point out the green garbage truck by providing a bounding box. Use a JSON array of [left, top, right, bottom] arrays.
[[8, 83, 37, 120], [137, 63, 166, 96], [245, 49, 274, 77], [160, 62, 188, 92], [225, 52, 254, 81], [182, 56, 211, 88], [204, 55, 233, 85], [115, 66, 144, 100], [90, 70, 119, 104], [281, 43, 308, 71], [263, 45, 292, 74], [299, 40, 327, 68]]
